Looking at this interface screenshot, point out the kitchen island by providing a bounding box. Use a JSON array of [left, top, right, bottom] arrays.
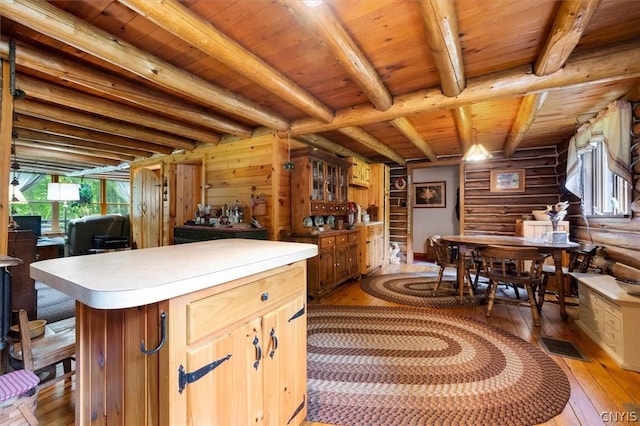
[[31, 239, 317, 425]]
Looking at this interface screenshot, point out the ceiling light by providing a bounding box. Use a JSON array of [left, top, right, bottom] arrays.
[[462, 144, 493, 162], [303, 0, 323, 7]]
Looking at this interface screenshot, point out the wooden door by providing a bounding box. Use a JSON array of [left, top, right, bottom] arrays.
[[132, 168, 161, 248], [261, 294, 307, 425]]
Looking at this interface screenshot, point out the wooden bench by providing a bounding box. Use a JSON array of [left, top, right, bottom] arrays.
[[10, 311, 75, 388]]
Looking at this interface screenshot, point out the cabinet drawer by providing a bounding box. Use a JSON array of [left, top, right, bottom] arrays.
[[186, 263, 304, 343], [311, 202, 326, 213], [319, 236, 336, 250], [348, 233, 358, 244], [336, 234, 348, 246]]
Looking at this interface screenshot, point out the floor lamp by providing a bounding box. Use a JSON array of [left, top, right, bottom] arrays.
[[47, 183, 80, 233]]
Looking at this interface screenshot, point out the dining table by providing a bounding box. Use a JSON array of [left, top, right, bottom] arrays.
[[440, 235, 580, 320]]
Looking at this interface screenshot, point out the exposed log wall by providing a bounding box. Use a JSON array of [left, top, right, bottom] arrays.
[[562, 101, 640, 279], [388, 166, 409, 260], [463, 147, 561, 235]]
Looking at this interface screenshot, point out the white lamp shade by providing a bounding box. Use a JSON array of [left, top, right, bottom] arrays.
[[47, 183, 80, 201], [9, 184, 28, 204], [462, 144, 493, 162]]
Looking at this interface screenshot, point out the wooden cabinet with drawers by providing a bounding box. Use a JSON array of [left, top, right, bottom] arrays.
[[575, 274, 640, 372], [290, 148, 350, 234], [287, 230, 359, 299], [356, 222, 384, 274]]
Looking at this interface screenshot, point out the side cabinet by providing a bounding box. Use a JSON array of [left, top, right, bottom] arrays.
[[357, 223, 384, 275], [287, 231, 359, 299], [575, 274, 640, 372], [75, 261, 308, 425]]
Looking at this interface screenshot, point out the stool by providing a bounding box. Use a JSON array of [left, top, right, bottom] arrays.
[[0, 369, 40, 425]]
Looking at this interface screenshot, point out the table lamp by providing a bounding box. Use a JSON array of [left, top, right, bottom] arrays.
[[47, 183, 80, 232]]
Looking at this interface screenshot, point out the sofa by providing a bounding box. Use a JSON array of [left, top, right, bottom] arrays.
[[66, 214, 130, 256]]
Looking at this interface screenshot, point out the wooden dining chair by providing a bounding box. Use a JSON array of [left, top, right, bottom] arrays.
[[478, 245, 548, 326], [10, 310, 75, 388], [537, 243, 598, 312], [427, 235, 476, 297]]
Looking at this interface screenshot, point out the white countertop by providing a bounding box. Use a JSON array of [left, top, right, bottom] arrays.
[[354, 221, 384, 226], [30, 239, 317, 310]]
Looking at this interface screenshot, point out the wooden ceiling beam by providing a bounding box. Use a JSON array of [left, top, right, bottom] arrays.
[[15, 129, 138, 161], [451, 106, 473, 153], [16, 144, 121, 166], [119, 0, 333, 124], [337, 127, 406, 166], [15, 99, 195, 151], [417, 0, 465, 96], [0, 0, 289, 131], [534, 0, 602, 76], [389, 118, 437, 162], [17, 74, 221, 145], [0, 37, 252, 138], [16, 138, 133, 162], [290, 40, 640, 134], [296, 134, 370, 163], [504, 92, 549, 158], [279, 0, 392, 112], [14, 114, 167, 156]]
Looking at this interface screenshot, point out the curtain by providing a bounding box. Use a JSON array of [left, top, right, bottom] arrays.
[[564, 100, 632, 199], [602, 100, 632, 184]]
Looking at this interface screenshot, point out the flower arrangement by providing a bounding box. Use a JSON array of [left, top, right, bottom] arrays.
[[545, 201, 569, 231]]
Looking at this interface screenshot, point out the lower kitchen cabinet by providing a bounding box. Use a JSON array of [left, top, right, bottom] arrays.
[[287, 230, 359, 299], [356, 222, 384, 275], [575, 274, 640, 372], [75, 261, 308, 425]]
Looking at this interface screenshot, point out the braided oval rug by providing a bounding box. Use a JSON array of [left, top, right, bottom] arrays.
[[359, 272, 487, 308], [307, 305, 570, 426]]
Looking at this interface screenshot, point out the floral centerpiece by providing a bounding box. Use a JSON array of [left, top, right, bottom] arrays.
[[545, 201, 569, 231]]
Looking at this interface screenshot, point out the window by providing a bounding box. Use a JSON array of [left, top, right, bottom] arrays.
[[9, 173, 130, 234], [580, 139, 630, 216]]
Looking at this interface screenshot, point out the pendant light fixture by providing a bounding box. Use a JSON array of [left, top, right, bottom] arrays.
[[462, 129, 493, 162]]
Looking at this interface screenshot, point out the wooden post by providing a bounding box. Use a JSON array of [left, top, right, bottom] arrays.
[[1, 59, 14, 255]]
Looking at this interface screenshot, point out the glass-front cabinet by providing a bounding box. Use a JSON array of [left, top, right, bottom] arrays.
[[290, 147, 351, 234]]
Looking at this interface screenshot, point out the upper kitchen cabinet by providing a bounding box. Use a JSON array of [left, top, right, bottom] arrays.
[[290, 148, 350, 234], [347, 157, 370, 188]]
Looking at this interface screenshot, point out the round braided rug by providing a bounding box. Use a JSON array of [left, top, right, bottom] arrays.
[[307, 305, 571, 426], [360, 272, 487, 308]]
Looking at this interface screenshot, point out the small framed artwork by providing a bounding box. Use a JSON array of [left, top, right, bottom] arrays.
[[490, 169, 525, 193], [413, 181, 446, 208]]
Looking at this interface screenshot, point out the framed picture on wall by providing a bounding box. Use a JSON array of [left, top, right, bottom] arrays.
[[413, 181, 446, 208], [490, 169, 525, 192]]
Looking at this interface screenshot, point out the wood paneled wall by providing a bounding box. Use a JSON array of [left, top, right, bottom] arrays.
[[131, 132, 290, 243]]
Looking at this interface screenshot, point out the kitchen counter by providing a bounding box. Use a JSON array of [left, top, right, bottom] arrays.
[[29, 238, 317, 425], [30, 239, 317, 309]]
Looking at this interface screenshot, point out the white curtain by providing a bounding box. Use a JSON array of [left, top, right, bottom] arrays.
[[565, 100, 632, 199]]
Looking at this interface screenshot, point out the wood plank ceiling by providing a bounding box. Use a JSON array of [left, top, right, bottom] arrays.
[[1, 0, 639, 180]]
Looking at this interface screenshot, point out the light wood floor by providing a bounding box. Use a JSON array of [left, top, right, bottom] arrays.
[[34, 262, 640, 425]]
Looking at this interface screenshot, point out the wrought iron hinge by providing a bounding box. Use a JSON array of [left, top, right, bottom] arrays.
[[178, 354, 232, 394], [288, 304, 306, 322]]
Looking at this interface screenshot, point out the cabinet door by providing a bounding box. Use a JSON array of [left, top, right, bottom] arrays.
[[335, 244, 349, 283], [182, 317, 263, 425], [347, 242, 359, 276], [318, 250, 335, 291], [311, 158, 324, 201], [262, 295, 307, 425]]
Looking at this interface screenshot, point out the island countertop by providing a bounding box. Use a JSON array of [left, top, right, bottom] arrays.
[[30, 239, 317, 310]]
